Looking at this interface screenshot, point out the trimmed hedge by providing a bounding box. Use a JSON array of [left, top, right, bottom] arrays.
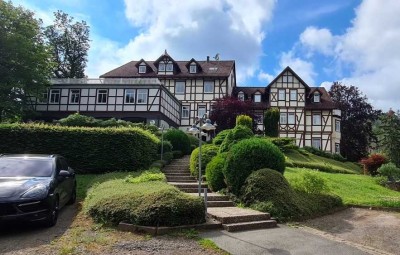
[[303, 146, 346, 162], [164, 129, 191, 155], [205, 153, 227, 191], [223, 138, 285, 195], [84, 180, 205, 226], [186, 134, 199, 151], [0, 124, 159, 173], [236, 115, 253, 130], [190, 144, 219, 178], [219, 125, 253, 153], [266, 137, 299, 152], [291, 161, 356, 174], [212, 129, 231, 146]]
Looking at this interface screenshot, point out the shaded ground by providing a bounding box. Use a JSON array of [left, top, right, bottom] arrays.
[[302, 207, 400, 255]]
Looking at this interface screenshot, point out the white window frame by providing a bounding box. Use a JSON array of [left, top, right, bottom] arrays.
[[314, 93, 320, 103], [49, 89, 60, 104], [158, 63, 165, 71], [335, 120, 340, 132], [69, 89, 80, 104], [278, 89, 286, 101], [204, 81, 214, 93], [288, 113, 295, 124], [290, 90, 297, 101], [189, 64, 197, 73], [313, 113, 321, 125], [97, 89, 108, 104], [125, 89, 135, 104], [312, 138, 322, 150], [254, 94, 261, 103], [182, 106, 190, 118], [137, 89, 148, 104], [280, 113, 287, 124], [138, 65, 146, 74], [238, 92, 245, 101], [175, 81, 185, 94], [166, 62, 173, 71], [198, 106, 206, 118]]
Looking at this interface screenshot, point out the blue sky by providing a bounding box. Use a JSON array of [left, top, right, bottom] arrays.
[[13, 0, 400, 110]]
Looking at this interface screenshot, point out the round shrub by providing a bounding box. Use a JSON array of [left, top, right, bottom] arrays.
[[378, 162, 400, 181], [190, 144, 219, 178], [164, 129, 191, 155], [159, 140, 173, 154], [172, 150, 184, 159], [236, 115, 253, 130], [219, 125, 253, 153], [213, 129, 231, 146], [206, 153, 227, 191], [187, 134, 199, 149], [289, 170, 329, 194], [223, 138, 285, 195]]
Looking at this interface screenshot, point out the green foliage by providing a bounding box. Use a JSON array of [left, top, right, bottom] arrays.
[[303, 146, 346, 162], [378, 163, 400, 181], [223, 138, 285, 195], [205, 153, 227, 191], [263, 108, 280, 137], [84, 180, 205, 226], [190, 144, 219, 178], [376, 111, 400, 167], [290, 161, 355, 174], [162, 151, 174, 164], [125, 169, 166, 184], [212, 129, 231, 146], [236, 115, 253, 129], [159, 141, 173, 154], [360, 153, 388, 176], [266, 137, 298, 152], [219, 125, 253, 153], [44, 10, 90, 78], [186, 134, 199, 150], [0, 123, 159, 173], [172, 150, 184, 159], [164, 129, 191, 155], [0, 1, 53, 121], [289, 170, 329, 194]]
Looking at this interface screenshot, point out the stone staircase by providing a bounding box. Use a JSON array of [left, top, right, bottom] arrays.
[[163, 155, 277, 232]]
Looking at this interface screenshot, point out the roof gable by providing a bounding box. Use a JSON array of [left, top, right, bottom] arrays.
[[266, 66, 310, 90]]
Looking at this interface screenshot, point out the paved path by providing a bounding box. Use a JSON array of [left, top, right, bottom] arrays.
[[200, 224, 386, 255]]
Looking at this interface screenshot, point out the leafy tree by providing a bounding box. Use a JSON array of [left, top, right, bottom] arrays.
[[376, 110, 400, 166], [329, 82, 381, 161], [0, 1, 53, 122], [44, 11, 90, 78], [209, 96, 255, 132], [263, 108, 279, 137]]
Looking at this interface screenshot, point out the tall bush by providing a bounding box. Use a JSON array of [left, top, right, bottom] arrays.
[[378, 163, 400, 181], [219, 125, 253, 153], [0, 124, 159, 173], [205, 153, 227, 191], [263, 108, 280, 137], [360, 153, 388, 176], [223, 138, 285, 195], [164, 129, 191, 155], [190, 144, 219, 178], [213, 129, 231, 146], [236, 115, 253, 130]]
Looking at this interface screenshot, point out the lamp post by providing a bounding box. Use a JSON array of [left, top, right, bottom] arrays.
[[187, 115, 217, 196], [159, 125, 165, 161]]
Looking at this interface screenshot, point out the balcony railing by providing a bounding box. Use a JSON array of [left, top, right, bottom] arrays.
[[51, 78, 161, 85]]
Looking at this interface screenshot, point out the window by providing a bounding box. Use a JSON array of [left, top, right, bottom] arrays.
[[255, 115, 263, 124], [238, 92, 245, 101], [204, 81, 214, 93], [137, 89, 147, 104], [40, 90, 48, 103], [313, 113, 321, 125], [280, 113, 287, 124], [198, 106, 206, 118], [290, 90, 297, 101], [70, 89, 80, 104], [335, 143, 340, 153], [125, 89, 135, 104], [175, 81, 185, 94], [159, 63, 165, 71], [182, 106, 190, 118], [312, 138, 322, 149], [254, 94, 261, 103], [278, 89, 286, 101], [190, 64, 197, 73], [166, 63, 173, 71], [97, 89, 108, 104], [138, 65, 146, 73], [335, 120, 340, 132], [314, 92, 320, 103], [288, 113, 295, 124], [49, 89, 60, 104]]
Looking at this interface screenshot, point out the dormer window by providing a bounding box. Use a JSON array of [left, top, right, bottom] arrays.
[[254, 93, 261, 103], [159, 63, 165, 71], [238, 91, 245, 101], [166, 63, 173, 71], [313, 92, 320, 103], [190, 64, 197, 73], [138, 64, 146, 74]]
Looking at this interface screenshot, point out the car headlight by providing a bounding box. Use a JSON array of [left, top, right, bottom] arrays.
[[21, 184, 48, 199]]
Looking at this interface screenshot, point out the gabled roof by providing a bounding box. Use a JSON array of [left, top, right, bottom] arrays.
[[266, 66, 310, 90], [232, 87, 265, 96], [305, 87, 336, 110], [153, 51, 181, 73], [185, 58, 203, 72]]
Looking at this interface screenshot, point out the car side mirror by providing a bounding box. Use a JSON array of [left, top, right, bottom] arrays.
[[59, 170, 71, 178]]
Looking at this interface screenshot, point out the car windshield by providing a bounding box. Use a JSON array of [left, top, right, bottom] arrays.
[[0, 158, 53, 177]]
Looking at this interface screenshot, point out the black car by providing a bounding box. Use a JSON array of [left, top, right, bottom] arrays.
[[0, 154, 76, 227]]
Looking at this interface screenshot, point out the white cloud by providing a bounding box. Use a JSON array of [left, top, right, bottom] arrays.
[[279, 51, 316, 85], [257, 71, 274, 83], [300, 26, 334, 56]]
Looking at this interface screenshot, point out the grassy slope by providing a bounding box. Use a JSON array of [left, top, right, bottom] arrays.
[[285, 167, 400, 208], [285, 149, 362, 174]]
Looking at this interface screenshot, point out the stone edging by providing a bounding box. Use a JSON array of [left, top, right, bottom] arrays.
[[348, 205, 400, 212]]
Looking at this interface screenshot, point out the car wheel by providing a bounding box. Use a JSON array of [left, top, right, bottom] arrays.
[[43, 197, 59, 227], [67, 185, 76, 205]]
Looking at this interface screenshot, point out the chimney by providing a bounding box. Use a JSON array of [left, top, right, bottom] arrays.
[[207, 56, 210, 62]]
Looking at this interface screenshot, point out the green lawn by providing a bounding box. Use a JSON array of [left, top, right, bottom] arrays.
[[285, 167, 400, 208], [285, 149, 362, 174]]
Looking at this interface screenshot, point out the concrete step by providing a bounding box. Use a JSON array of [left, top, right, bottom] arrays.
[[222, 220, 277, 232], [187, 193, 230, 201], [164, 172, 191, 175], [166, 164, 189, 167], [163, 171, 191, 174], [207, 207, 270, 224], [207, 201, 235, 207], [171, 182, 208, 189], [178, 187, 211, 193], [167, 178, 197, 182]]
